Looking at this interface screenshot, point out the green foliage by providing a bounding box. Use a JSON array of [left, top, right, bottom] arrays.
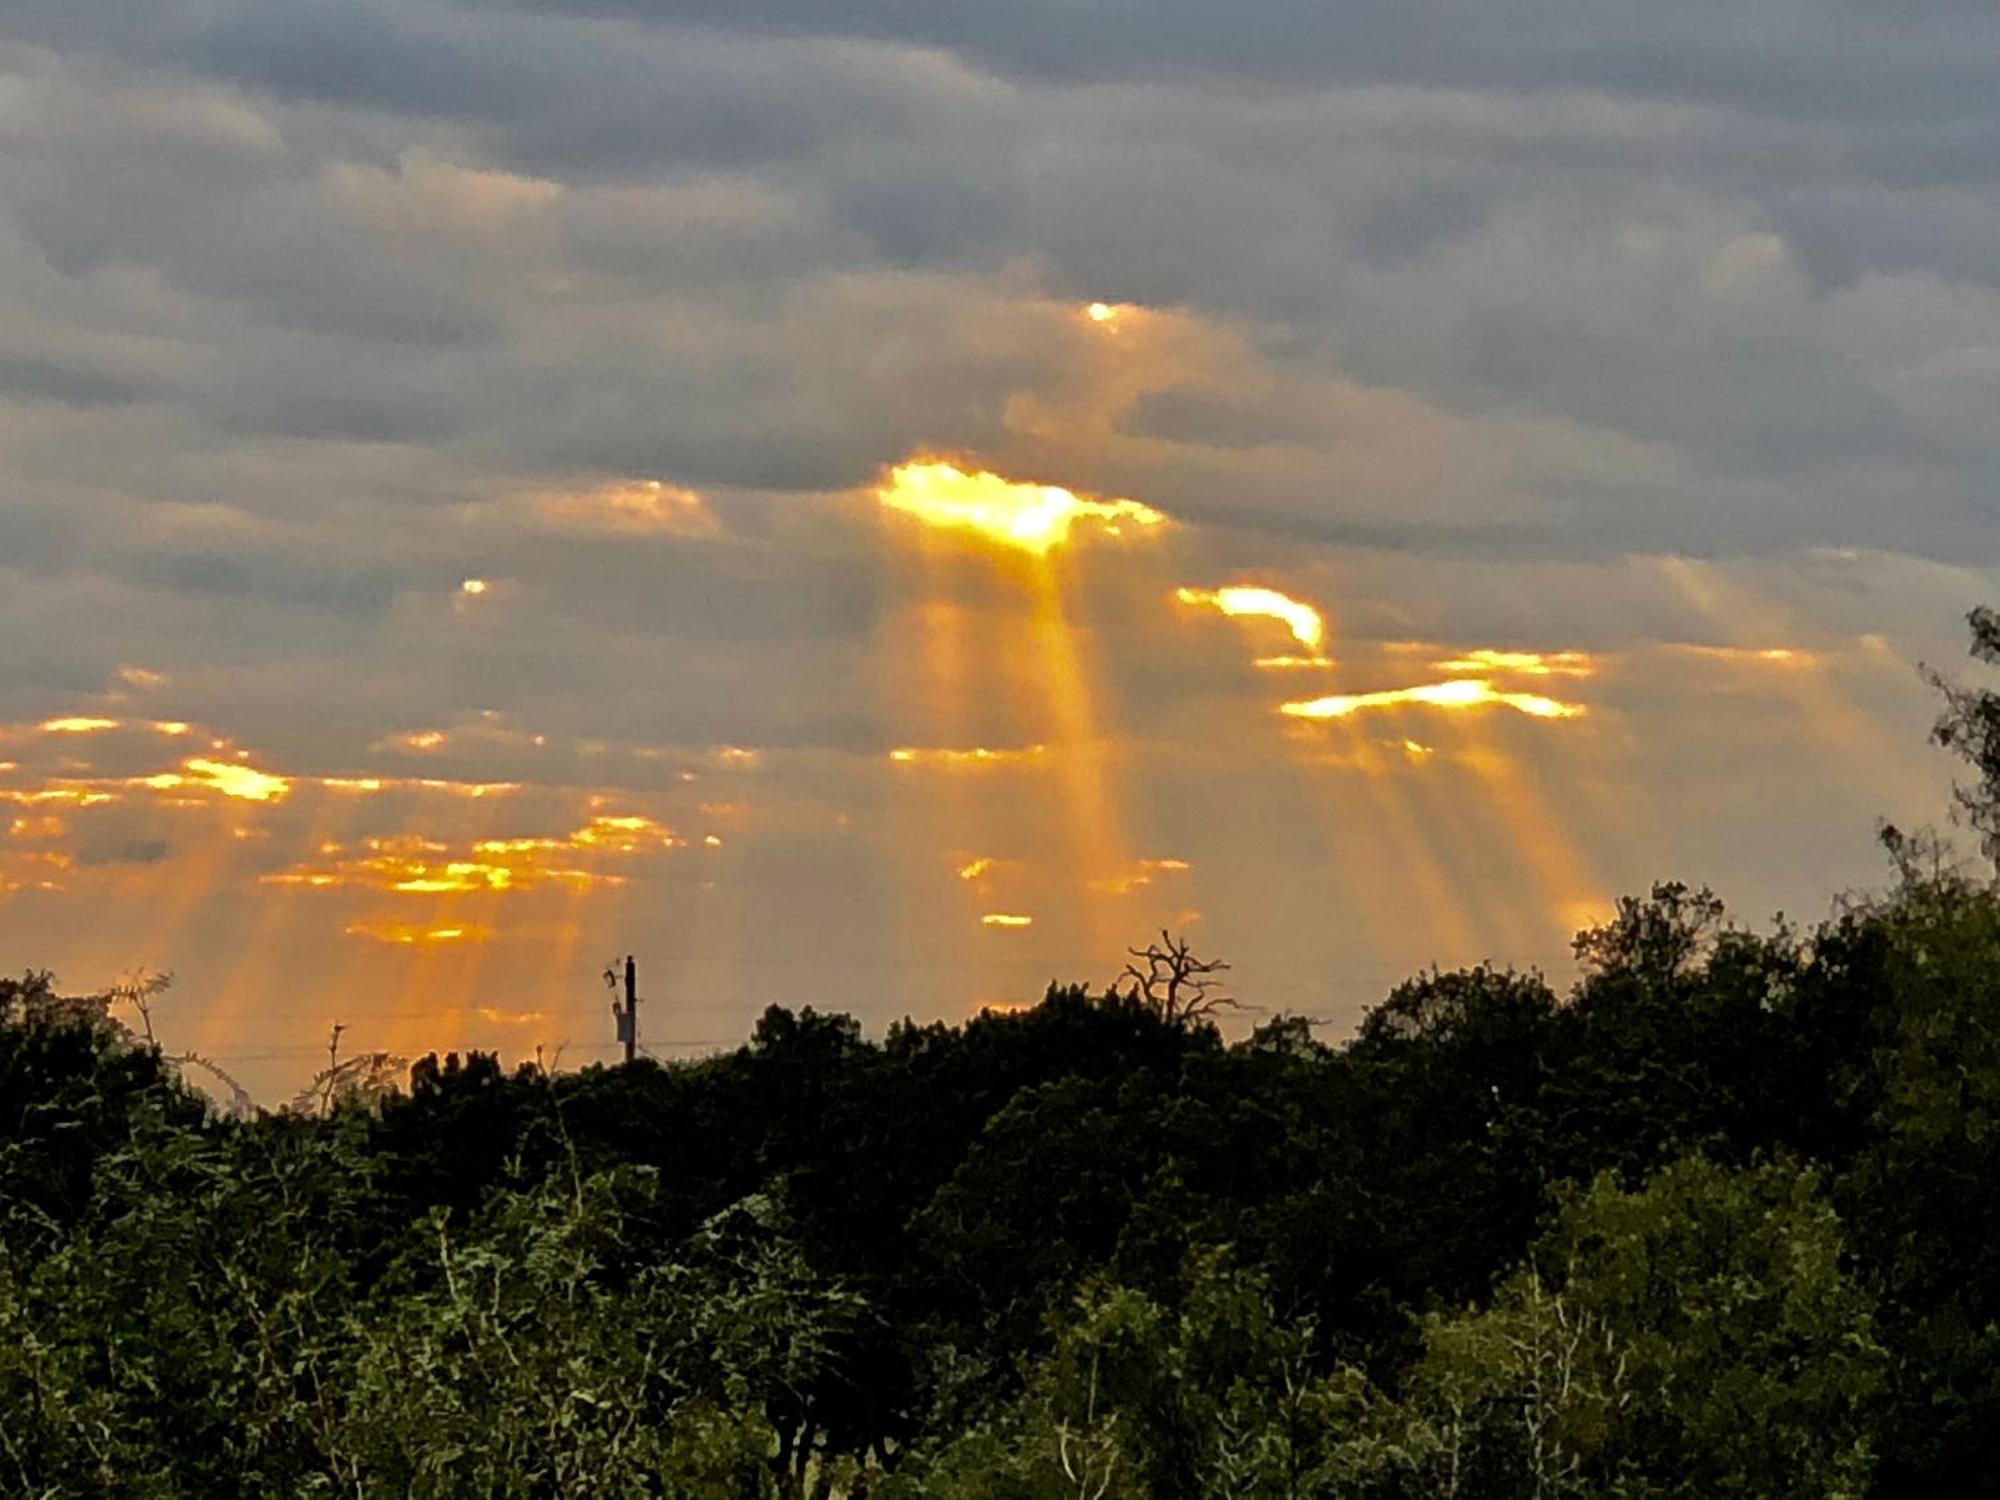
[[1929, 604, 2000, 868], [1396, 1157, 1883, 1498], [338, 1176, 847, 1497], [893, 1251, 1386, 1499], [5, 838, 2000, 1494]]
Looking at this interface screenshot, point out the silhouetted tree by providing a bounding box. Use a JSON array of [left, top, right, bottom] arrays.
[[1928, 604, 2000, 871], [1113, 932, 1235, 1026]]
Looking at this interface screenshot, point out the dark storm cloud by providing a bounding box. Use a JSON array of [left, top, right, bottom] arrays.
[[435, 1, 1982, 107]]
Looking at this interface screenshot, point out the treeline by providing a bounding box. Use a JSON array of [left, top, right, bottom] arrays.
[[5, 867, 1999, 1497], [1, 609, 1996, 1498]]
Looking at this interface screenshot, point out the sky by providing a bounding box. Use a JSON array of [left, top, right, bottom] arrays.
[[1, 2, 1996, 1101]]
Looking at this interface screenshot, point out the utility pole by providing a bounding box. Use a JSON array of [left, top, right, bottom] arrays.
[[611, 954, 638, 1063]]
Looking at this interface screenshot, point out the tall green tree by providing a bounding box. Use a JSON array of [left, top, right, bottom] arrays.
[[1929, 604, 2000, 870], [1393, 1156, 1883, 1499]]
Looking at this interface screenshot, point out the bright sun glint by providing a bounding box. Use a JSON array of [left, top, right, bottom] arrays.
[[876, 461, 1167, 556], [1176, 585, 1326, 653], [148, 757, 293, 802], [1280, 679, 1585, 721]]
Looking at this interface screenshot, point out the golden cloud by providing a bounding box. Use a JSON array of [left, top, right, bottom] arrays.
[[1433, 648, 1596, 678], [1089, 857, 1193, 895], [1176, 585, 1328, 657], [345, 920, 494, 946], [266, 812, 679, 896], [1281, 679, 1585, 721], [889, 744, 1048, 769], [877, 460, 1167, 556], [148, 758, 292, 802]]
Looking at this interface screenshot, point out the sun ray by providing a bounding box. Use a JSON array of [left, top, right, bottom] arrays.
[[873, 455, 1161, 975], [1028, 559, 1133, 963], [534, 872, 601, 1056], [1318, 716, 1496, 962], [875, 526, 988, 980], [1658, 556, 1919, 794], [1426, 712, 1607, 951], [1270, 625, 1600, 964], [417, 887, 508, 1062], [128, 804, 264, 1018], [195, 783, 369, 1063]]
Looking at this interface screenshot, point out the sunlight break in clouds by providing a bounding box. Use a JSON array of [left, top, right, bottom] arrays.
[[345, 920, 493, 946], [1281, 680, 1586, 722], [876, 461, 1167, 556], [263, 813, 678, 897], [888, 745, 1048, 768], [155, 758, 292, 802], [1176, 586, 1328, 659], [1432, 650, 1596, 679], [1089, 857, 1192, 896]]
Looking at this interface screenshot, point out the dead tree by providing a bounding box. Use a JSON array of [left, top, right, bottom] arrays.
[[1115, 931, 1236, 1027]]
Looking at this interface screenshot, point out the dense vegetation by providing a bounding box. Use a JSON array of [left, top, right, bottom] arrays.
[[4, 608, 1998, 1498]]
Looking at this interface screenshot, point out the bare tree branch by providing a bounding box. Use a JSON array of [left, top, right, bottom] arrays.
[[1115, 931, 1236, 1027]]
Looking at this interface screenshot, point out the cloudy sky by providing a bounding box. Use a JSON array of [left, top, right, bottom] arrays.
[[2, 1, 1995, 1098]]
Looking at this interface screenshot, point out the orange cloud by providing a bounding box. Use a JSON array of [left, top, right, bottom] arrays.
[[0, 787, 118, 807], [1668, 644, 1812, 668], [1089, 856, 1192, 895], [266, 812, 679, 896], [569, 812, 680, 851], [1281, 679, 1585, 722], [345, 920, 493, 946], [1433, 648, 1597, 678], [146, 758, 292, 802], [1176, 585, 1327, 655], [889, 744, 1047, 769]]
